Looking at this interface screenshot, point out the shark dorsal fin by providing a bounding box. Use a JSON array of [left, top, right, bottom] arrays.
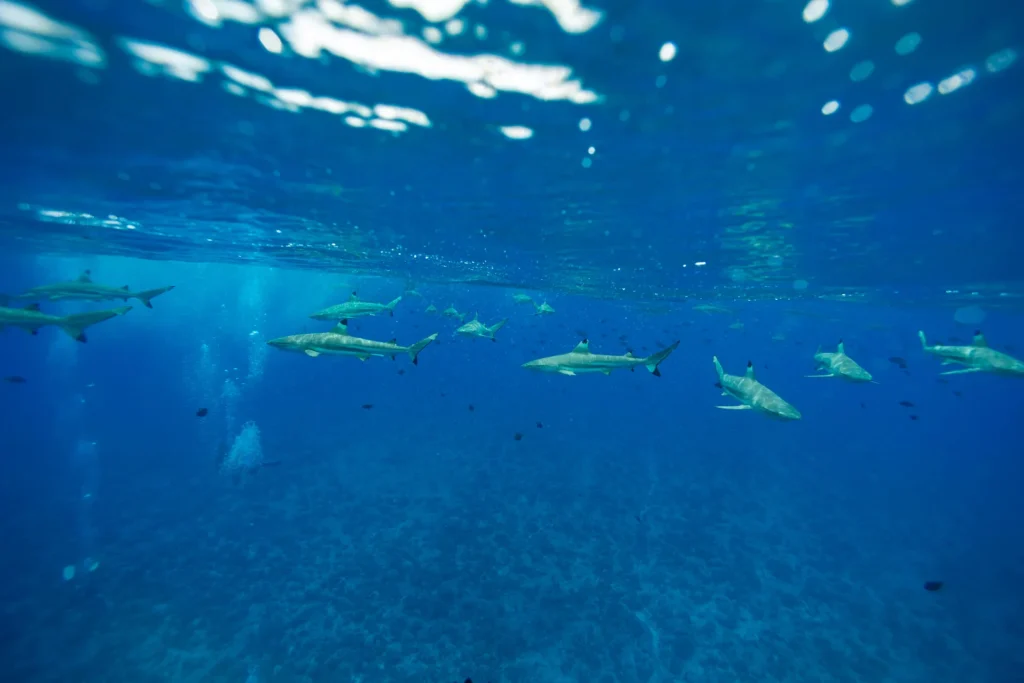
[[973, 330, 988, 347], [572, 339, 591, 354], [332, 321, 348, 334], [745, 361, 756, 380], [471, 313, 479, 322], [347, 291, 358, 302], [388, 338, 397, 344], [77, 270, 92, 283], [625, 349, 635, 358], [837, 339, 845, 354], [22, 303, 40, 312]]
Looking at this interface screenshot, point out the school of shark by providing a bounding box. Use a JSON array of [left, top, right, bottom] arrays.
[[4, 274, 1023, 418]]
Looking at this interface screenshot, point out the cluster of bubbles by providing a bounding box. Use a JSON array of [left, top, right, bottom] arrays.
[[220, 421, 264, 475]]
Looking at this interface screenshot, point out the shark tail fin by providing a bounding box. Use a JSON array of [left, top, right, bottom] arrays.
[[488, 318, 508, 339], [58, 306, 132, 343], [408, 333, 438, 365], [918, 330, 929, 350], [386, 296, 402, 316], [643, 340, 680, 377], [134, 285, 175, 309]]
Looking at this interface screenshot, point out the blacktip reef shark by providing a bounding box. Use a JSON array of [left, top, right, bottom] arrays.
[[807, 339, 875, 383], [0, 303, 131, 342], [919, 330, 1024, 377], [712, 356, 802, 420], [1, 271, 174, 308], [455, 314, 508, 341], [442, 305, 466, 322], [522, 338, 680, 377], [268, 321, 437, 364], [534, 301, 555, 316], [309, 292, 402, 321]]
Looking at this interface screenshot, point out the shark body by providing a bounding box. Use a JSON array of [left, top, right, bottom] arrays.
[[455, 315, 507, 341], [713, 356, 801, 420], [268, 322, 437, 364], [512, 294, 534, 305], [522, 339, 680, 377], [808, 340, 874, 382], [0, 303, 132, 342], [309, 292, 402, 321], [2, 271, 174, 308], [919, 330, 1024, 376]]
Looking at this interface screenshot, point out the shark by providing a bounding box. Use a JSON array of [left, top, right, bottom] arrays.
[[693, 303, 733, 315], [268, 321, 437, 364], [512, 293, 534, 305], [425, 304, 438, 314], [309, 292, 402, 321], [0, 303, 132, 342], [807, 339, 875, 382], [1, 271, 174, 308], [712, 356, 802, 420], [919, 330, 1024, 377], [534, 301, 555, 316], [455, 314, 508, 341], [522, 338, 680, 377], [442, 305, 466, 322]]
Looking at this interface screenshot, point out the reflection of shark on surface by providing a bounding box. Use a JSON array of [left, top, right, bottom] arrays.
[[268, 321, 437, 364], [807, 339, 875, 382], [1, 270, 174, 308], [0, 303, 132, 342], [455, 314, 507, 341], [919, 330, 1024, 377], [523, 339, 679, 376], [713, 356, 801, 420], [309, 292, 402, 321]]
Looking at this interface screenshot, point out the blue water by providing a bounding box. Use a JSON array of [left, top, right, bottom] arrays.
[[1, 0, 1023, 681]]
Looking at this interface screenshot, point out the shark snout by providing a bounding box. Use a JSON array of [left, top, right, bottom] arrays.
[[776, 404, 803, 421]]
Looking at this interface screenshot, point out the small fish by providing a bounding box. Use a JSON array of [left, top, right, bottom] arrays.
[[397, 369, 405, 375], [888, 356, 908, 369], [195, 407, 208, 417], [898, 400, 914, 408], [860, 402, 866, 408], [468, 404, 475, 412], [361, 404, 373, 410], [536, 421, 543, 428], [923, 581, 943, 592], [909, 414, 919, 421], [3, 376, 27, 383], [513, 432, 523, 441], [953, 390, 962, 397]]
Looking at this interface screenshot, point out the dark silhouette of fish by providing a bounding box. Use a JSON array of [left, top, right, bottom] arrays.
[[513, 432, 523, 441], [898, 401, 914, 408], [909, 414, 919, 421], [195, 407, 208, 417], [361, 404, 373, 410], [3, 376, 26, 383], [888, 356, 908, 369], [924, 581, 943, 592]]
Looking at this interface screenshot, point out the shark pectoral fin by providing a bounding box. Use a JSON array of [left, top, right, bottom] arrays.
[[358, 354, 371, 361], [558, 369, 576, 376], [601, 369, 611, 375], [716, 405, 752, 410], [940, 360, 956, 365], [940, 367, 981, 375], [804, 374, 834, 378], [304, 349, 320, 357]]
